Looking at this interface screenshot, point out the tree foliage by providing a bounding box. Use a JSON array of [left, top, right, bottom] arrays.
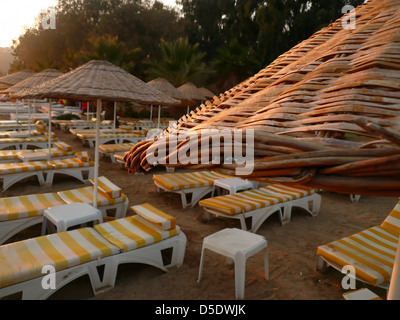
[[11, 0, 365, 92]]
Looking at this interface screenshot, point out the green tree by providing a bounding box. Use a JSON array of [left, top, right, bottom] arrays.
[[145, 37, 212, 87], [66, 35, 141, 72]]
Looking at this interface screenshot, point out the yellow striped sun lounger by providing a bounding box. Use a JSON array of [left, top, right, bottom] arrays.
[[0, 203, 186, 300], [317, 200, 400, 292], [99, 142, 136, 163], [153, 170, 233, 208], [77, 132, 143, 148], [45, 151, 94, 185], [0, 176, 129, 245], [199, 184, 320, 232], [0, 151, 94, 190], [0, 161, 53, 191]]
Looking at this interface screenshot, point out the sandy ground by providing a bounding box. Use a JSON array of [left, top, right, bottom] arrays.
[[3, 119, 398, 301]]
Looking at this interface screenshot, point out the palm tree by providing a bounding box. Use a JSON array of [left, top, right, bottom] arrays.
[[67, 35, 141, 73], [212, 39, 260, 92], [146, 37, 212, 87]]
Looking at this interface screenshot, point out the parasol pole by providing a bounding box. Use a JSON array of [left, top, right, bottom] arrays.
[[388, 237, 400, 300], [157, 105, 161, 129], [93, 99, 101, 208], [48, 98, 52, 160], [28, 99, 31, 137], [114, 101, 117, 130], [150, 104, 153, 121]]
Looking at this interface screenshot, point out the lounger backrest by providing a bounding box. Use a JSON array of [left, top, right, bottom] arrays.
[[90, 176, 122, 199], [94, 215, 178, 252], [381, 200, 400, 234], [76, 151, 90, 162], [55, 142, 73, 152], [131, 203, 176, 230]]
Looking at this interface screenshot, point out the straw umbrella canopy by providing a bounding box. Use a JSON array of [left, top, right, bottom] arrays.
[[0, 70, 36, 91], [5, 69, 63, 124], [147, 78, 195, 106], [147, 77, 195, 128], [199, 87, 216, 99], [16, 59, 179, 207], [177, 82, 207, 102], [3, 69, 63, 95]]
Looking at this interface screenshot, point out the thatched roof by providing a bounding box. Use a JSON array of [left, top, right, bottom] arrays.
[[2, 69, 63, 94], [147, 78, 195, 107], [125, 0, 400, 196], [177, 82, 207, 101], [0, 70, 37, 90], [13, 60, 180, 106]]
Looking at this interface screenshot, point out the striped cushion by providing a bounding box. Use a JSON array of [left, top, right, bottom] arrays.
[[27, 136, 58, 143], [381, 202, 400, 234], [198, 187, 286, 215], [57, 186, 127, 207], [75, 151, 90, 162], [55, 142, 73, 152], [131, 203, 176, 230], [153, 171, 231, 191], [0, 193, 66, 222], [48, 158, 94, 169], [0, 228, 119, 289], [36, 148, 73, 157], [0, 150, 26, 161], [89, 176, 121, 199], [0, 161, 53, 174], [94, 216, 178, 252], [99, 142, 136, 153], [0, 138, 22, 144], [317, 226, 398, 286], [261, 184, 316, 199]]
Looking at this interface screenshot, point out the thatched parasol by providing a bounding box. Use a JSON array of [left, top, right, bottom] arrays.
[[3, 69, 63, 94], [177, 82, 207, 101], [4, 69, 63, 135], [16, 60, 179, 207], [147, 78, 195, 106], [0, 70, 36, 90], [199, 87, 216, 99], [147, 78, 195, 128], [125, 0, 400, 196]]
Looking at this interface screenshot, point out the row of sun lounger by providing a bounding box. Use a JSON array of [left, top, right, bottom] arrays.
[[0, 163, 397, 299], [0, 151, 94, 190], [0, 202, 186, 299], [0, 142, 75, 163], [0, 176, 129, 245]]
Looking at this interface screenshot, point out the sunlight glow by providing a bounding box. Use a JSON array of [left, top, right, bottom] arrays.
[[0, 0, 58, 47]]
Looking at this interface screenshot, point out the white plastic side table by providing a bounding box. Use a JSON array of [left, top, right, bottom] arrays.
[[41, 202, 103, 235], [212, 177, 256, 197], [197, 228, 269, 299]]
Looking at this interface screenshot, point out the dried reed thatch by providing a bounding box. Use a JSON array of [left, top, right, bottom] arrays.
[[13, 60, 180, 106], [125, 0, 400, 197], [147, 78, 195, 107], [3, 69, 63, 94], [0, 70, 37, 90]]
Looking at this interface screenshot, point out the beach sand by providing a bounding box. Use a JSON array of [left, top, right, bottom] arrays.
[[3, 121, 397, 300]]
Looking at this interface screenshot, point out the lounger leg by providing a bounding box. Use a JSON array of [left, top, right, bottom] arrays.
[[316, 255, 329, 272]]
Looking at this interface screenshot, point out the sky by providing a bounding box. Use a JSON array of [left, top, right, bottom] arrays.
[[0, 0, 178, 47]]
